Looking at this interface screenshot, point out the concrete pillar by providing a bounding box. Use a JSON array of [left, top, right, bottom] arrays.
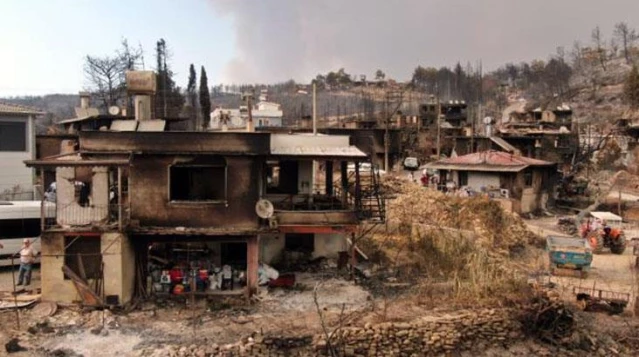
[[79, 92, 90, 109], [325, 161, 333, 196], [355, 162, 361, 212], [40, 233, 77, 303], [246, 235, 259, 296], [102, 233, 135, 304], [134, 95, 151, 120], [246, 120, 255, 132], [91, 167, 109, 207]]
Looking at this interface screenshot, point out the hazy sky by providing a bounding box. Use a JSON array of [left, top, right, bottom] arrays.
[[2, 0, 639, 96]]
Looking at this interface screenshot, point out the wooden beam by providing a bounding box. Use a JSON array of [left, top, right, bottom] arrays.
[[62, 265, 103, 306], [246, 236, 259, 297]]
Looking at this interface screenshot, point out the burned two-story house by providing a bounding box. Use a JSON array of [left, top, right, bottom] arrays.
[[26, 130, 383, 305], [498, 103, 578, 172]]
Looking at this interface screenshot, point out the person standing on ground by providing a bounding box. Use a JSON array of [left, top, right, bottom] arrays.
[[17, 239, 37, 286]]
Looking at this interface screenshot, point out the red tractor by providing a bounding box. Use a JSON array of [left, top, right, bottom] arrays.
[[580, 212, 627, 254]]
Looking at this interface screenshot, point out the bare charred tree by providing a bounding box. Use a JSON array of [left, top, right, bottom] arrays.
[[84, 56, 123, 109], [614, 22, 637, 64], [624, 65, 639, 108], [84, 39, 143, 110], [592, 26, 608, 71]]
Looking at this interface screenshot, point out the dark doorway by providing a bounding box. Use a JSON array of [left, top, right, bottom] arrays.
[[221, 242, 247, 268], [285, 233, 314, 253]]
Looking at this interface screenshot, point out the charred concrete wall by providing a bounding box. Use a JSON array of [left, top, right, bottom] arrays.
[[40, 232, 134, 304], [41, 233, 77, 303], [259, 233, 347, 265], [78, 131, 270, 154], [129, 155, 263, 228]]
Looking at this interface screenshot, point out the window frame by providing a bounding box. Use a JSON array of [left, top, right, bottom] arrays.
[[523, 169, 534, 188], [63, 235, 102, 280], [0, 119, 28, 152], [168, 164, 228, 205]]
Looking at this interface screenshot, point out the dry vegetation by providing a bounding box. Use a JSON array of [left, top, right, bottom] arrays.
[[360, 182, 544, 310]]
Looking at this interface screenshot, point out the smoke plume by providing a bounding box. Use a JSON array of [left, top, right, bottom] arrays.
[[210, 0, 639, 83]]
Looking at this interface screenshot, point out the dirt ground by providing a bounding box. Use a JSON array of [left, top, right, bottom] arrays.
[[1, 217, 638, 356], [0, 271, 377, 357], [0, 266, 41, 292], [525, 216, 638, 311]]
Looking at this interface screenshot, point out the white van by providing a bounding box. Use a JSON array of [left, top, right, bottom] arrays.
[[0, 201, 51, 266]]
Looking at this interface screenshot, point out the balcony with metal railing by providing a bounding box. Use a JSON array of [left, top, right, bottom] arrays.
[[42, 200, 130, 232]]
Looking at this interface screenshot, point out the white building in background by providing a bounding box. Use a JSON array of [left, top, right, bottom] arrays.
[[0, 103, 43, 200], [209, 101, 283, 130]]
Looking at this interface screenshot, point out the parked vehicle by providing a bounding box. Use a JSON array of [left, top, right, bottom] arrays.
[[580, 211, 627, 254], [547, 235, 593, 277], [0, 201, 51, 266], [403, 157, 419, 171]]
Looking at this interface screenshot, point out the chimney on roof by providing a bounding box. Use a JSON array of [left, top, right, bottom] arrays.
[[79, 92, 91, 109]]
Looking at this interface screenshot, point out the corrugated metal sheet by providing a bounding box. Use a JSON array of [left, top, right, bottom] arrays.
[[590, 211, 622, 222], [271, 146, 367, 158], [137, 120, 166, 132], [110, 120, 138, 131]]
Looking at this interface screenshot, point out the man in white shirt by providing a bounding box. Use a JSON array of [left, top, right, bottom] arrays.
[[17, 239, 38, 286]]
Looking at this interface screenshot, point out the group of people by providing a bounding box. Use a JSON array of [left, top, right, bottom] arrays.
[[0, 239, 39, 286]]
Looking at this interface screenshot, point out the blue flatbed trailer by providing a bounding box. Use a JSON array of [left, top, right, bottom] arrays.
[[547, 235, 593, 275]]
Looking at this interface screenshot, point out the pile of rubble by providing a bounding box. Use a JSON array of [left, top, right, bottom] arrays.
[[557, 216, 578, 235]]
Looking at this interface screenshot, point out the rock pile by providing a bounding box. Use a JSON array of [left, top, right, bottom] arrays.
[[315, 308, 521, 357], [136, 308, 521, 357]]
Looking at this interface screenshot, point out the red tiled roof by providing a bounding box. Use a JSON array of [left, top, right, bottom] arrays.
[[0, 102, 45, 116], [425, 150, 554, 172]]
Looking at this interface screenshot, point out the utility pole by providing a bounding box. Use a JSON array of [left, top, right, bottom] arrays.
[[384, 92, 389, 171], [436, 84, 441, 158], [312, 82, 317, 134]]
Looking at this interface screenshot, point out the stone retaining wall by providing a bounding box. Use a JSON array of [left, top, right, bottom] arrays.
[[171, 308, 523, 357]]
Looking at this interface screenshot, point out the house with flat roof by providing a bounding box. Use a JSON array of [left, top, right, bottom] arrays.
[[0, 102, 44, 200], [26, 130, 384, 304]]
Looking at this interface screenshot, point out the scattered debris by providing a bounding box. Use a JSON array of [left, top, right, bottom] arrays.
[[574, 286, 630, 315], [5, 338, 26, 353]]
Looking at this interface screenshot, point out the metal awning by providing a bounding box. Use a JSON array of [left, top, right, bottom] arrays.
[[270, 146, 367, 160], [589, 211, 622, 222]]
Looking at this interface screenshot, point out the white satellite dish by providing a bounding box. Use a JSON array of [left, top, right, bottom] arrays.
[[255, 199, 274, 219], [482, 116, 493, 125], [231, 116, 244, 127], [108, 106, 120, 116]]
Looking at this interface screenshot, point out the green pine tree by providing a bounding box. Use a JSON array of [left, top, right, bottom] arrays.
[[199, 66, 211, 129], [187, 64, 198, 130]]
